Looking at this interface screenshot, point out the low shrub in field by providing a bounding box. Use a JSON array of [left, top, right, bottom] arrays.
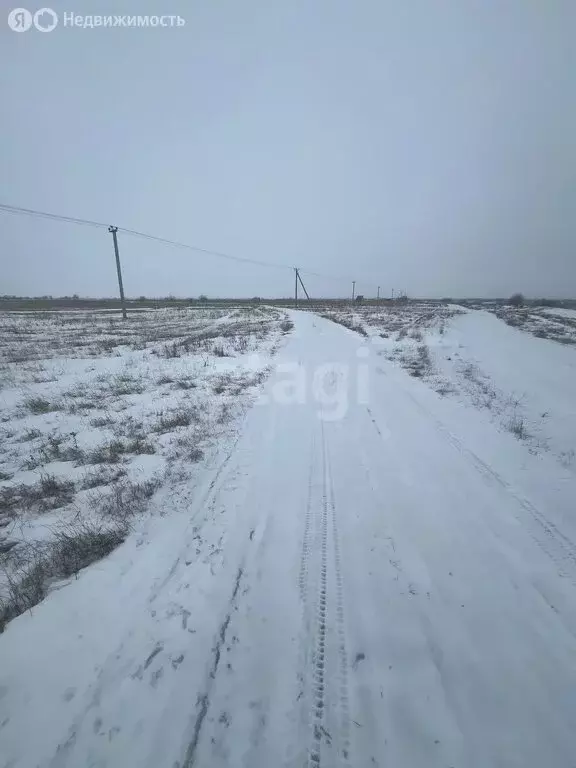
[[151, 407, 199, 434], [86, 440, 127, 464], [170, 434, 205, 463], [506, 412, 529, 440], [89, 479, 160, 522], [0, 474, 75, 516], [23, 397, 61, 415], [106, 374, 146, 396]]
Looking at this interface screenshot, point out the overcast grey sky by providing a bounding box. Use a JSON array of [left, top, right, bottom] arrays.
[[2, 0, 575, 298]]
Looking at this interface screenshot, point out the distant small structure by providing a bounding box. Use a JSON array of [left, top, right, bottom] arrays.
[[355, 295, 364, 303]]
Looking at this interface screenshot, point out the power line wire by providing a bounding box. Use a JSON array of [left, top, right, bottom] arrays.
[[0, 202, 292, 271], [116, 226, 291, 271], [299, 267, 355, 284], [0, 202, 108, 230], [0, 201, 373, 293]]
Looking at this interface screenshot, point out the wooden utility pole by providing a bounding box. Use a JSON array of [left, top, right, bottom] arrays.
[[108, 226, 127, 320], [297, 269, 311, 301], [294, 267, 298, 309]]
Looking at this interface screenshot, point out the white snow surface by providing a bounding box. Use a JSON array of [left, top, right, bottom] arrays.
[[430, 309, 576, 463], [2, 311, 576, 767]]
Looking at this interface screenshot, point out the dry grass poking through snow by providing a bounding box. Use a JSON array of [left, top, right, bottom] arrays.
[[315, 302, 567, 456], [0, 305, 290, 630], [318, 302, 460, 382], [488, 306, 576, 346]]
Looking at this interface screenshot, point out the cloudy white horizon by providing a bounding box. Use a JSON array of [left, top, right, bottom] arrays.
[[2, 0, 575, 299]]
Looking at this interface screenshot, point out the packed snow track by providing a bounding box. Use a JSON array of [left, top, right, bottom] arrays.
[[2, 311, 576, 768]]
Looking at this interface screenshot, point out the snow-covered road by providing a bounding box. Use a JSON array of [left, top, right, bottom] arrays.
[[2, 311, 576, 767]]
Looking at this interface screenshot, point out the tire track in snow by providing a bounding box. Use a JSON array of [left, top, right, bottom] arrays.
[[294, 433, 320, 768], [181, 566, 244, 768], [309, 438, 329, 767], [299, 433, 316, 604], [148, 435, 243, 605], [326, 444, 351, 765], [307, 424, 351, 767]]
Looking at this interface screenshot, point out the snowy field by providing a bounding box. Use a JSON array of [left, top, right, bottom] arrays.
[[487, 304, 576, 345], [1, 304, 576, 768], [540, 307, 576, 320], [319, 302, 576, 469], [0, 306, 290, 628]]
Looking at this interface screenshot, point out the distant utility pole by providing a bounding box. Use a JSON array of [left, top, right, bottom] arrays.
[[108, 226, 127, 320], [297, 269, 311, 301], [377, 285, 380, 300], [293, 267, 310, 310], [391, 288, 394, 300], [294, 267, 298, 309], [352, 281, 356, 301]]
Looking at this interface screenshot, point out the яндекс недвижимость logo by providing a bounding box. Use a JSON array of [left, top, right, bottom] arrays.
[[7, 8, 186, 30], [8, 7, 58, 32]]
